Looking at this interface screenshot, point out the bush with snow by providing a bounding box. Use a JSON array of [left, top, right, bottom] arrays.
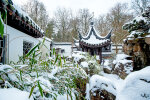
[[123, 7, 150, 38], [72, 51, 101, 76], [0, 43, 88, 100]]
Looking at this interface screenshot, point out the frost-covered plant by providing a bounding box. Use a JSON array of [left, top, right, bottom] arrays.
[[72, 51, 101, 76], [0, 40, 88, 100]]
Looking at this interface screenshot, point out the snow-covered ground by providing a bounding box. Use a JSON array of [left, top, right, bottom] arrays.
[[0, 88, 34, 100], [88, 66, 150, 100]]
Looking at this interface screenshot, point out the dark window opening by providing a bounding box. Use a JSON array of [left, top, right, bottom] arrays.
[[23, 41, 33, 55], [61, 49, 65, 53]]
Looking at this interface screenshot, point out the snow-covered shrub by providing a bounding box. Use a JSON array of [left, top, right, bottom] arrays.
[[116, 66, 150, 100], [72, 51, 87, 64], [123, 7, 150, 38], [72, 51, 101, 76], [0, 42, 88, 100]]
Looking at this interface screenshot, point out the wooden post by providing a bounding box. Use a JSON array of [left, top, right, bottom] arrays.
[[98, 48, 102, 64]]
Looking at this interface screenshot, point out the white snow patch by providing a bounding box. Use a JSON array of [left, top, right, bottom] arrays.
[[113, 54, 132, 65], [0, 65, 13, 72], [81, 61, 88, 68], [89, 75, 116, 96], [0, 88, 34, 100], [116, 66, 150, 100]]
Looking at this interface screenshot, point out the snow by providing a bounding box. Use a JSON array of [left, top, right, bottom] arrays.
[[127, 31, 142, 38], [81, 25, 109, 45], [0, 88, 34, 100], [89, 66, 150, 100], [89, 75, 116, 96], [113, 54, 131, 65], [81, 61, 88, 68], [134, 16, 147, 23], [0, 65, 14, 72], [85, 83, 90, 100], [116, 66, 150, 100], [75, 43, 79, 47], [103, 60, 112, 70], [146, 34, 150, 38], [72, 51, 86, 63], [82, 33, 108, 45]]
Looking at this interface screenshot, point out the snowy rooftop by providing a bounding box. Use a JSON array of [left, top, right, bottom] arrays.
[[79, 22, 111, 46]]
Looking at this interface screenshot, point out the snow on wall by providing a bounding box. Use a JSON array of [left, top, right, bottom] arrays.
[[4, 25, 40, 63]]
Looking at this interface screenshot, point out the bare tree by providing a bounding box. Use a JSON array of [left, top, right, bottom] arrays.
[[96, 15, 111, 36], [132, 0, 150, 15], [53, 8, 72, 42], [77, 9, 92, 35], [22, 0, 49, 31], [105, 3, 133, 53]]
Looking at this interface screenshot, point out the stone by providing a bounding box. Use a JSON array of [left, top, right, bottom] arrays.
[[91, 90, 116, 100]]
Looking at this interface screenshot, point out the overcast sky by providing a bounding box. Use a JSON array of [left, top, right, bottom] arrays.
[[13, 0, 132, 17]]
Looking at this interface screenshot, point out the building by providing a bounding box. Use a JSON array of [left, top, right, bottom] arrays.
[[0, 0, 51, 64], [52, 42, 73, 57], [78, 22, 112, 63]]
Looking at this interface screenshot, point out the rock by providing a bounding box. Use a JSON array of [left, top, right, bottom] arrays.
[[91, 90, 116, 100], [103, 67, 111, 74]]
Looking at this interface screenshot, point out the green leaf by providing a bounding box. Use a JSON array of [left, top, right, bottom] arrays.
[[25, 42, 41, 57], [0, 13, 4, 38], [38, 81, 43, 97], [59, 56, 62, 67], [54, 55, 59, 64], [29, 85, 36, 98], [0, 76, 4, 81], [63, 56, 66, 64], [20, 70, 23, 81], [53, 48, 55, 55]]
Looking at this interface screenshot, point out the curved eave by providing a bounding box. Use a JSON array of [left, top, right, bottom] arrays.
[[82, 26, 106, 40], [105, 29, 113, 39], [79, 40, 111, 48]]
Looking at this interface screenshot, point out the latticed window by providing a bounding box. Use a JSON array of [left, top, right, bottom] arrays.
[[23, 41, 33, 55]]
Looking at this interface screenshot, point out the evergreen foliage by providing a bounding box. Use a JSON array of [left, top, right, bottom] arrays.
[[123, 7, 150, 37]]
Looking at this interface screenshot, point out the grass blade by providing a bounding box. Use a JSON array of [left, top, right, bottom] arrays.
[[38, 81, 43, 97], [29, 85, 35, 98]]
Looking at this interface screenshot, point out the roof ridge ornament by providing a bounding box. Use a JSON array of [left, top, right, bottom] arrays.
[[89, 12, 94, 26]]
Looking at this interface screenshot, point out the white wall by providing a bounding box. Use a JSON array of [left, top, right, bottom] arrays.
[[53, 43, 72, 57], [38, 37, 51, 58], [4, 25, 39, 63]]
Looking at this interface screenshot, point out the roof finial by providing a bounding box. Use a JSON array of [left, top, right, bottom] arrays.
[[89, 12, 94, 26]]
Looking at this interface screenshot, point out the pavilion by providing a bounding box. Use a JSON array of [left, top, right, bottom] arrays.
[[79, 22, 112, 63]]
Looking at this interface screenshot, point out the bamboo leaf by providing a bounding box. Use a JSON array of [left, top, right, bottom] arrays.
[[25, 42, 41, 57], [29, 85, 35, 98], [20, 70, 23, 81], [53, 48, 55, 55], [0, 13, 4, 38], [54, 55, 59, 64], [38, 81, 43, 97], [63, 56, 66, 64], [59, 56, 62, 67]]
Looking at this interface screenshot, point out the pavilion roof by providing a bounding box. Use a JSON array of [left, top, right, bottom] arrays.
[[79, 22, 112, 47]]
